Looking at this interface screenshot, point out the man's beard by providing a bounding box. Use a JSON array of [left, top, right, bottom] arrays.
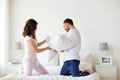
[[65, 29, 70, 32]]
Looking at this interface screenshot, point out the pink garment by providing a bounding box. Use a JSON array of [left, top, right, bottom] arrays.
[[23, 58, 48, 76]]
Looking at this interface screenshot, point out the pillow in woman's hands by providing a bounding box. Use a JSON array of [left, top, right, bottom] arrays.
[[46, 50, 58, 62]]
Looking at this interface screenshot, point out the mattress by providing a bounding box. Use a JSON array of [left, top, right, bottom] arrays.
[[0, 66, 100, 80]]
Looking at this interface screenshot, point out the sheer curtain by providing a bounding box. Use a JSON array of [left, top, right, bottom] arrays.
[[0, 0, 9, 76]]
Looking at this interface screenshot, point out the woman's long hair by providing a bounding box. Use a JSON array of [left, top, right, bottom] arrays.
[[22, 19, 38, 39]]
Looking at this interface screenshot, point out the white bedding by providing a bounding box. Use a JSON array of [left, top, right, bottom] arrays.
[[0, 66, 100, 80]]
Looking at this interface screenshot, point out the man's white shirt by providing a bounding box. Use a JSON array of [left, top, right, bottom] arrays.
[[64, 28, 81, 62]]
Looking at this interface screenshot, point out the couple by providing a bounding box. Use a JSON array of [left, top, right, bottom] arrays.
[[22, 18, 92, 77]]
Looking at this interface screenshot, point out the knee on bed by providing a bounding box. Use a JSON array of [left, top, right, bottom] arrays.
[[72, 73, 80, 77], [60, 72, 71, 76]]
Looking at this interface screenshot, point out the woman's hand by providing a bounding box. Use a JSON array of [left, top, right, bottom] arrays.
[[46, 46, 52, 50], [43, 39, 46, 43], [53, 49, 58, 53]]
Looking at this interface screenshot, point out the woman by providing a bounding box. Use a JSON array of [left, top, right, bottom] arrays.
[[22, 19, 51, 76]]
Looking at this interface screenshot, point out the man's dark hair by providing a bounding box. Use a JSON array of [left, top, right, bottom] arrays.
[[63, 18, 74, 26]]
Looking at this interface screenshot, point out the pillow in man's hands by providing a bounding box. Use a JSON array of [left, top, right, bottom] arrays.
[[46, 34, 75, 51]]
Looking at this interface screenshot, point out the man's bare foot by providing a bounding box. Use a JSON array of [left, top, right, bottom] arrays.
[[82, 69, 94, 74]]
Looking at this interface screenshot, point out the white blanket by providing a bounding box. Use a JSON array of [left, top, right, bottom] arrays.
[[0, 66, 100, 80]]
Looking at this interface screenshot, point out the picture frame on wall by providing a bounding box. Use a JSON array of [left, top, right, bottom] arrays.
[[99, 56, 112, 65]]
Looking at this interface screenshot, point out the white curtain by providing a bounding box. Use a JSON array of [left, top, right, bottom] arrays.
[[0, 0, 9, 76]]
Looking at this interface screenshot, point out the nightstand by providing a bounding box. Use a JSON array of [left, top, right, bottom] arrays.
[[6, 63, 22, 75], [95, 65, 116, 80]]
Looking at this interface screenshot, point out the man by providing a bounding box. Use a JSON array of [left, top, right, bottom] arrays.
[[60, 18, 81, 77]]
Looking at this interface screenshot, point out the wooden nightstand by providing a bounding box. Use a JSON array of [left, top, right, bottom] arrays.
[[95, 65, 116, 80]]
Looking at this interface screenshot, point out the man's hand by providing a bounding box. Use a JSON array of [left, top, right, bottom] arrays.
[[61, 50, 64, 52]]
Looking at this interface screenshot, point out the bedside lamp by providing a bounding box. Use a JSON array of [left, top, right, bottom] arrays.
[[10, 42, 22, 64], [16, 42, 22, 49], [98, 42, 112, 65]]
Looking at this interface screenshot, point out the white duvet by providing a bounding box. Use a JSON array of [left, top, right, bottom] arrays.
[[0, 66, 100, 80]]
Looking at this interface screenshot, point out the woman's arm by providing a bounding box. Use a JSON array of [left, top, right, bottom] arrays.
[[37, 39, 46, 47], [27, 39, 51, 53]]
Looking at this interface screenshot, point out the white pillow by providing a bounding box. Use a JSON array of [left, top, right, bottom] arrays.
[[59, 52, 64, 66], [46, 34, 75, 51], [80, 53, 93, 66], [79, 62, 92, 71], [46, 50, 58, 62], [46, 66, 61, 74], [37, 51, 59, 67], [79, 53, 93, 71]]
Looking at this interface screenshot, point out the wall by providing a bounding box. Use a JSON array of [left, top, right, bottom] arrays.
[[9, 0, 120, 79]]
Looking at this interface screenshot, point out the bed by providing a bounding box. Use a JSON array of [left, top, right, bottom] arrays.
[[0, 66, 100, 80], [0, 52, 101, 80]]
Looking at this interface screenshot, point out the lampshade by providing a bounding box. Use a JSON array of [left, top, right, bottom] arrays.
[[99, 42, 108, 51]]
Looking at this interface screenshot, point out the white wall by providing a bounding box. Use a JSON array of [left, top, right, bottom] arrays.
[[9, 0, 120, 79]]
